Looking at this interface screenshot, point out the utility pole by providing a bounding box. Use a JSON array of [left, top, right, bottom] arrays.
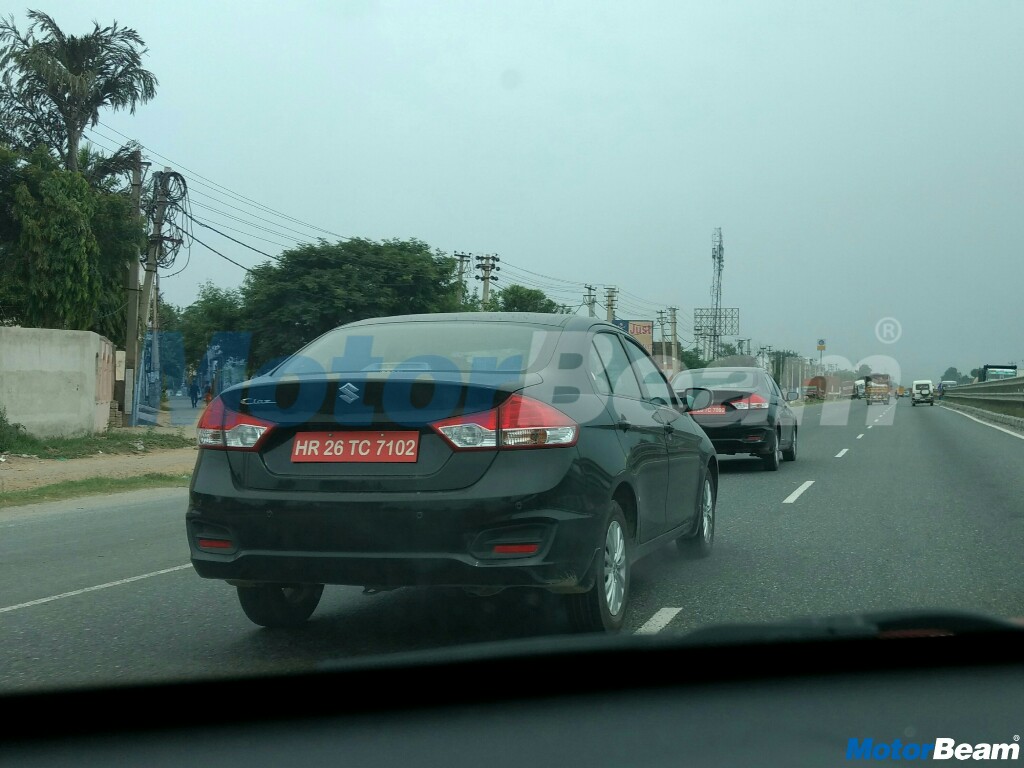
[[669, 307, 679, 374], [135, 169, 170, 416], [584, 284, 596, 317], [604, 287, 617, 322], [152, 271, 160, 397], [122, 150, 144, 425], [139, 169, 170, 348], [656, 310, 666, 360], [474, 254, 500, 306], [454, 252, 471, 304]]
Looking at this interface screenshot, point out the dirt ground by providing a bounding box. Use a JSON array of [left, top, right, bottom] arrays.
[[0, 418, 199, 495], [0, 444, 198, 494]]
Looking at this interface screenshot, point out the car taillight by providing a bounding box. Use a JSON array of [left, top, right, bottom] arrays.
[[197, 397, 275, 450], [731, 393, 769, 410], [431, 394, 578, 450]]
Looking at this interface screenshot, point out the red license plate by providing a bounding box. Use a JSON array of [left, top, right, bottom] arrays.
[[693, 405, 727, 415], [290, 431, 419, 463]]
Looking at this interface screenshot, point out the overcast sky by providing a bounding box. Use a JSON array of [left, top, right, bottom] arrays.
[[23, 1, 1024, 383]]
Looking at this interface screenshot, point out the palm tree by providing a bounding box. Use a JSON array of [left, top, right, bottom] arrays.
[[0, 10, 157, 172]]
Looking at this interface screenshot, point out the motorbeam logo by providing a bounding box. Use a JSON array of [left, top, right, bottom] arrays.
[[847, 736, 1021, 761]]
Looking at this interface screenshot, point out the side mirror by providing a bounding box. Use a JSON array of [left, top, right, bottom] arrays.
[[786, 391, 800, 401], [679, 387, 713, 412]]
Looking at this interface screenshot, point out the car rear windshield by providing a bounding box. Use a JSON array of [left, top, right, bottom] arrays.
[[915, 384, 931, 391], [273, 322, 559, 376], [673, 369, 760, 390]]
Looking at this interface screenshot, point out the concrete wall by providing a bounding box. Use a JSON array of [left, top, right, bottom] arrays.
[[0, 327, 116, 439]]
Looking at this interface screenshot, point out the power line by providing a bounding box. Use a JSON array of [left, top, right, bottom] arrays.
[[188, 192, 313, 243], [97, 120, 353, 241], [186, 233, 254, 273], [182, 211, 281, 261], [499, 259, 589, 287], [185, 205, 295, 249]]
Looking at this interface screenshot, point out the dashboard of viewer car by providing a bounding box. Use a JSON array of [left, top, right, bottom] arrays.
[[4, 615, 1023, 768]]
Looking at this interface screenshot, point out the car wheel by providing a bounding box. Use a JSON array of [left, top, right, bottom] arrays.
[[781, 427, 797, 461], [677, 472, 715, 558], [761, 433, 781, 471], [236, 583, 325, 628], [567, 501, 630, 633]]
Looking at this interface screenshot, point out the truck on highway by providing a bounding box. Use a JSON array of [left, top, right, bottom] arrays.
[[802, 375, 827, 400], [978, 364, 1018, 382], [865, 373, 891, 405]]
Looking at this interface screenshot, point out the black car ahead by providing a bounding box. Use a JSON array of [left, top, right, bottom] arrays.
[[670, 366, 798, 471], [187, 313, 718, 633]]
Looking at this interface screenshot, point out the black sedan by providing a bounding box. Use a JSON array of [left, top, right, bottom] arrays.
[[670, 366, 798, 471], [187, 313, 718, 634]]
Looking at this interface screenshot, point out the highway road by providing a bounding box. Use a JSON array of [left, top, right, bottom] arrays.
[[2, 399, 1023, 693]]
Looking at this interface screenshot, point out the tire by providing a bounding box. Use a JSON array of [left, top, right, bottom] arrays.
[[677, 472, 715, 558], [781, 427, 797, 462], [567, 501, 630, 633], [930, 402, 934, 406], [236, 583, 324, 628], [761, 432, 781, 471]]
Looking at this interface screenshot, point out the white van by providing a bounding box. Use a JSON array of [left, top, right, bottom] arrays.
[[911, 380, 934, 406]]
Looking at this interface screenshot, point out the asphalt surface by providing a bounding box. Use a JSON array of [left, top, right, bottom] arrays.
[[1, 398, 1022, 693]]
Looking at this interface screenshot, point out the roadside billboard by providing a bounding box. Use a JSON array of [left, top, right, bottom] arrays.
[[613, 319, 654, 354]]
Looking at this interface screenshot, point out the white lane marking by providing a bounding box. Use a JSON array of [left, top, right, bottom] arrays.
[[636, 607, 682, 634], [783, 480, 815, 504], [867, 425, 873, 429], [0, 564, 191, 614], [835, 448, 849, 458], [856, 433, 864, 439], [941, 407, 1024, 441]]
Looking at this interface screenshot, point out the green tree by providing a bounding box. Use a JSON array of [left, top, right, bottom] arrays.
[[88, 182, 145, 344], [179, 282, 244, 372], [240, 238, 461, 370], [494, 284, 561, 313], [6, 149, 99, 329], [0, 143, 144, 340], [940, 366, 962, 382], [0, 10, 158, 172]]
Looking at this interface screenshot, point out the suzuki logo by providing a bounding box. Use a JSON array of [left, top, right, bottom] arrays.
[[337, 382, 360, 404]]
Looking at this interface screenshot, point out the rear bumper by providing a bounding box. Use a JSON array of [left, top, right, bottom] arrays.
[[694, 423, 775, 455], [187, 503, 601, 591], [186, 448, 607, 592]]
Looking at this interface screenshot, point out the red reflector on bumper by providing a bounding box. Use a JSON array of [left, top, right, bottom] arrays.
[[198, 538, 233, 550], [493, 543, 540, 555]]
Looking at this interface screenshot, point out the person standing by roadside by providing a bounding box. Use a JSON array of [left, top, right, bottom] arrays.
[[189, 379, 200, 409], [204, 385, 213, 406]]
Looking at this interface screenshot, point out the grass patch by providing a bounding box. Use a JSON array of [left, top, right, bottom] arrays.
[[0, 419, 194, 460], [0, 472, 192, 509]]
